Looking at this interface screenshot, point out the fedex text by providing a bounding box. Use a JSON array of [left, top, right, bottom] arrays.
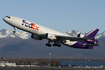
[[22, 20, 39, 31]]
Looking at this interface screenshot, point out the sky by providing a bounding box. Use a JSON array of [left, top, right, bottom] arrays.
[[0, 0, 105, 33]]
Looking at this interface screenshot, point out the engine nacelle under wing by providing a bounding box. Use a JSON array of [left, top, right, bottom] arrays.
[[46, 33, 56, 41], [31, 34, 42, 40]]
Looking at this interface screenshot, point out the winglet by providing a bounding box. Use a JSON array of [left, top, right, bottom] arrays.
[[84, 28, 99, 38]]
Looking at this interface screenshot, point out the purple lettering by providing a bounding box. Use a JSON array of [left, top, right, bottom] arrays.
[[29, 23, 32, 28], [22, 20, 26, 25], [25, 23, 28, 27], [22, 20, 32, 28]]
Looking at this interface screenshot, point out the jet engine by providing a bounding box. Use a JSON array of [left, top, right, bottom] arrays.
[[31, 34, 42, 40], [77, 33, 81, 37], [46, 33, 56, 40], [77, 33, 84, 38]]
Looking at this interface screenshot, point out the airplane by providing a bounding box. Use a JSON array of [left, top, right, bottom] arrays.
[[3, 16, 100, 49]]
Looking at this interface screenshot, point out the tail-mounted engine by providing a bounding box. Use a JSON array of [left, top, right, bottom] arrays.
[[77, 33, 84, 38], [77, 33, 81, 37]]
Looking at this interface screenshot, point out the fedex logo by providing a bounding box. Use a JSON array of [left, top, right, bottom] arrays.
[[22, 20, 39, 31]]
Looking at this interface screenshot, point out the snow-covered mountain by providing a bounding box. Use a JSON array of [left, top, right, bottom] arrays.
[[0, 29, 82, 39], [0, 29, 105, 58], [95, 31, 105, 39], [0, 29, 31, 39], [65, 30, 85, 38], [65, 30, 105, 39], [65, 30, 80, 37], [0, 29, 104, 39]]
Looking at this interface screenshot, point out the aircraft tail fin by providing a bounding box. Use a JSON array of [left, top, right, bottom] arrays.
[[84, 28, 99, 38]]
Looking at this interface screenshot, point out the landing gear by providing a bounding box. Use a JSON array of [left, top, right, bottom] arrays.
[[46, 40, 61, 47], [13, 27, 17, 33], [46, 43, 51, 47], [13, 31, 16, 33], [53, 44, 61, 47], [46, 41, 51, 47]]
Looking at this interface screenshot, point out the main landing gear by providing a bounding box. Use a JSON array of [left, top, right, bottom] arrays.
[[46, 43, 52, 47], [13, 27, 17, 33], [46, 41, 61, 47], [53, 44, 61, 47], [46, 41, 51, 47]]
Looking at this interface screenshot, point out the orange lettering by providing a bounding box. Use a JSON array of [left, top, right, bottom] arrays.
[[32, 23, 39, 31], [35, 26, 39, 31], [32, 23, 35, 29]]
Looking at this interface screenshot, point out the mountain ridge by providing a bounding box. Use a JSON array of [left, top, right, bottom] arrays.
[[0, 29, 104, 39], [0, 29, 31, 39], [0, 29, 104, 58]]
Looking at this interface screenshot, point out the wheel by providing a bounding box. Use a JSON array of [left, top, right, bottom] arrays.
[[53, 44, 61, 47], [53, 44, 56, 46], [58, 44, 61, 47], [13, 31, 16, 33], [46, 43, 51, 47], [48, 45, 51, 47], [46, 43, 48, 46]]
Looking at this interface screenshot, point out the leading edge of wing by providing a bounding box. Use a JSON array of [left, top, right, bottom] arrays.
[[56, 35, 94, 41]]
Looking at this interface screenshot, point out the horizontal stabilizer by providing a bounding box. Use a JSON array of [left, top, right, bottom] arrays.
[[84, 44, 100, 47]]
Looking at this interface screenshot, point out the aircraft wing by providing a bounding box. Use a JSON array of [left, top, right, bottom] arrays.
[[56, 35, 94, 41]]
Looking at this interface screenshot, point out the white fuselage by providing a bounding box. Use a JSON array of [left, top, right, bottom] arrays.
[[3, 16, 77, 46]]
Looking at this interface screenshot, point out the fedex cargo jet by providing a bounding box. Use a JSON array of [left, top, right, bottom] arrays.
[[3, 16, 99, 49]]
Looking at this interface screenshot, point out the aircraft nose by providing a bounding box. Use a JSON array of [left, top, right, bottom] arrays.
[[3, 16, 10, 22]]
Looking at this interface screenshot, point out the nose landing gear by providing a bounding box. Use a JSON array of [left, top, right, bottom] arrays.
[[13, 27, 17, 33]]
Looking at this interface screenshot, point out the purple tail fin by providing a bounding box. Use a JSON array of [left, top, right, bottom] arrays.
[[84, 28, 99, 37]]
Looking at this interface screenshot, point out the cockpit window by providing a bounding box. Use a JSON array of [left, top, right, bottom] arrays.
[[6, 16, 10, 19]]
